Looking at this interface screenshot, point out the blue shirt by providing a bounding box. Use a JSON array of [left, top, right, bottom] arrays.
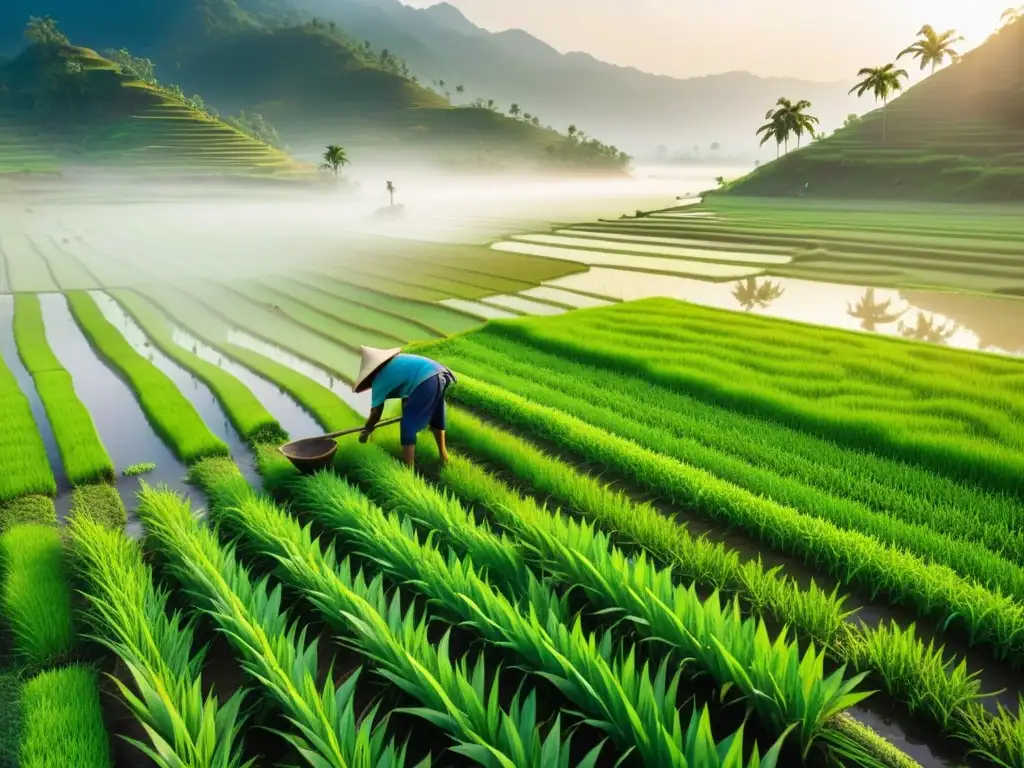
[[371, 354, 444, 408]]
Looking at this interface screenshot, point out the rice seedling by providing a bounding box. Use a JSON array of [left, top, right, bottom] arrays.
[[442, 374, 1024, 662], [69, 515, 252, 768], [68, 484, 126, 530], [0, 496, 56, 534], [192, 462, 790, 768], [12, 294, 114, 485], [0, 354, 56, 503], [0, 669, 20, 768], [451, 299, 1024, 498], [138, 484, 542, 768], [64, 291, 228, 463], [427, 406, 1008, 758], [438, 333, 1024, 591], [121, 462, 155, 477], [0, 525, 73, 667], [323, 444, 871, 762], [19, 665, 110, 768], [109, 290, 287, 444]]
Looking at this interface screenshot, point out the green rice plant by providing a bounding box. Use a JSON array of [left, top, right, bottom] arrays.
[[428, 407, 1006, 757], [458, 301, 1024, 498], [109, 290, 287, 444], [12, 294, 114, 485], [69, 515, 252, 768], [122, 462, 156, 477], [0, 525, 73, 667], [196, 463, 787, 768], [69, 484, 126, 530], [438, 333, 1024, 590], [134, 486, 419, 768], [0, 353, 56, 503], [960, 696, 1024, 768], [137, 483, 590, 768], [64, 291, 228, 463], [19, 665, 111, 768], [0, 496, 56, 535], [0, 669, 21, 768], [442, 374, 1024, 663], [324, 445, 868, 761]]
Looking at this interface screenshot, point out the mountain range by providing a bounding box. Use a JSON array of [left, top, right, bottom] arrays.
[[1, 0, 858, 157]]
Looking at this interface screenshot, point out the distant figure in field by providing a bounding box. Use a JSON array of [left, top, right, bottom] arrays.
[[354, 346, 456, 468]]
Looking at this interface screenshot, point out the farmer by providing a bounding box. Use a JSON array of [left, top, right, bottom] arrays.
[[353, 346, 456, 468]]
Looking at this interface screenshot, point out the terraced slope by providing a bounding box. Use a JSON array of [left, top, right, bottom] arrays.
[[723, 17, 1024, 201], [0, 44, 306, 176]]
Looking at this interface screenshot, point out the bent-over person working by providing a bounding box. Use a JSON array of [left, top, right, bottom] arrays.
[[353, 346, 456, 469]]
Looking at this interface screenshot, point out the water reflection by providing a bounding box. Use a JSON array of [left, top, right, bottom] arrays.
[[732, 278, 785, 311], [542, 269, 1024, 356], [846, 289, 907, 332]]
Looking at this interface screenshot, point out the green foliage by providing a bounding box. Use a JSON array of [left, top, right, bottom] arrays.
[[69, 514, 252, 767], [0, 669, 20, 768], [0, 497, 56, 536], [329, 443, 865, 759], [68, 484, 126, 530], [134, 485, 439, 768], [24, 16, 68, 47], [12, 295, 114, 486], [19, 665, 110, 768], [121, 463, 155, 477], [102, 48, 155, 83], [0, 344, 56, 503], [110, 290, 287, 444], [320, 144, 349, 177], [65, 291, 228, 463], [224, 110, 282, 148], [0, 525, 73, 667]]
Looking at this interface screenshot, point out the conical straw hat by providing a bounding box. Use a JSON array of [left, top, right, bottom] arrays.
[[353, 346, 401, 392]]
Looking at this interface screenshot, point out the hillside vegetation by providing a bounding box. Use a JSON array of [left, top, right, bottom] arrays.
[[723, 17, 1024, 201], [0, 38, 305, 176], [3, 3, 630, 171]]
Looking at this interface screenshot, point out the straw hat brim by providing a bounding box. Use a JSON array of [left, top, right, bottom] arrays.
[[353, 346, 402, 392]]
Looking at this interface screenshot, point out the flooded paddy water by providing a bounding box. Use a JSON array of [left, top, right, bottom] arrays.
[[36, 293, 202, 533]]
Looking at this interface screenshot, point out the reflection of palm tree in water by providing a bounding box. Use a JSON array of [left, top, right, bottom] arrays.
[[732, 277, 785, 311], [846, 288, 906, 331], [898, 312, 959, 344]]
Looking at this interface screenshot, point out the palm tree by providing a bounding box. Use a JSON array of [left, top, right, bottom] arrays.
[[456, 84, 465, 96], [849, 64, 909, 143], [1001, 6, 1023, 26], [732, 278, 785, 311], [756, 115, 785, 158], [320, 144, 349, 177], [898, 312, 959, 344], [757, 98, 816, 156], [486, 99, 495, 111], [784, 99, 819, 148], [567, 124, 578, 140], [509, 103, 521, 118], [386, 181, 396, 207], [846, 289, 907, 331], [898, 25, 964, 74]]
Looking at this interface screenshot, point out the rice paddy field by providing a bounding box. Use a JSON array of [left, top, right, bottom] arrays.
[[1, 182, 1024, 768]]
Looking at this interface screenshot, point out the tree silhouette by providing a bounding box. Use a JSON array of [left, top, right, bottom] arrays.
[[567, 124, 578, 140], [898, 312, 959, 344], [531, 116, 540, 126], [320, 145, 349, 177], [456, 84, 465, 96], [732, 278, 785, 310], [898, 25, 964, 74], [386, 180, 396, 207], [849, 64, 908, 143], [509, 103, 521, 118], [846, 288, 907, 331]]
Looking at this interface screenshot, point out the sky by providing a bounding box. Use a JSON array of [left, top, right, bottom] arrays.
[[402, 0, 1012, 81]]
